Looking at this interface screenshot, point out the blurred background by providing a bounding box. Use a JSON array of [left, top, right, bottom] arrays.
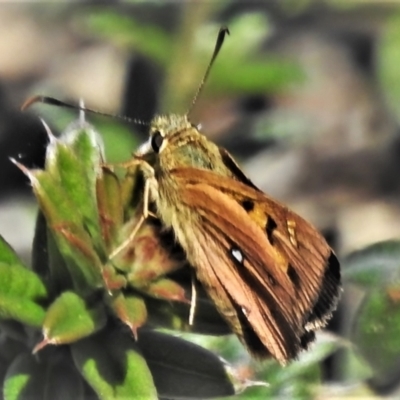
[[2, 1, 400, 398]]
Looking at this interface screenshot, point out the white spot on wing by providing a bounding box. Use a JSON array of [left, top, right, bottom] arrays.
[[231, 248, 244, 264]]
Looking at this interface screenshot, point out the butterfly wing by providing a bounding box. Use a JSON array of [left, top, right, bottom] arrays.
[[218, 147, 341, 329], [170, 167, 340, 364]]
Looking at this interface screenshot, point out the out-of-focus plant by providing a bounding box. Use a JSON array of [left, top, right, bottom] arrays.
[[0, 117, 259, 400]]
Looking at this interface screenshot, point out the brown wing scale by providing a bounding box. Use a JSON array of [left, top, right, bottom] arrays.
[[170, 166, 341, 363]]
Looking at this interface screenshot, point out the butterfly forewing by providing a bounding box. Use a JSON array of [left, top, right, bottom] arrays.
[[170, 167, 340, 363], [177, 182, 301, 362]]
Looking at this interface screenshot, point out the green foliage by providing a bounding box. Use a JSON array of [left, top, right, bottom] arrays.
[[0, 119, 242, 399], [84, 10, 303, 113], [378, 11, 400, 117], [343, 241, 400, 391]]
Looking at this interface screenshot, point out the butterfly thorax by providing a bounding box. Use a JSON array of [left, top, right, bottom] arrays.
[[141, 114, 237, 252], [151, 115, 231, 175]]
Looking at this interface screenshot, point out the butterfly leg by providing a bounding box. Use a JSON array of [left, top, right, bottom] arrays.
[[189, 272, 197, 326], [109, 160, 158, 259]]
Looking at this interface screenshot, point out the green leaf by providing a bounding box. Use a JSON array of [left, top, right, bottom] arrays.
[[24, 126, 107, 294], [343, 240, 400, 289], [4, 353, 41, 400], [71, 328, 157, 400], [86, 12, 172, 65], [352, 289, 400, 385], [42, 124, 105, 251], [50, 223, 104, 294], [108, 292, 147, 337], [0, 327, 29, 361], [96, 167, 123, 250], [31, 211, 50, 280], [0, 262, 47, 326], [0, 295, 45, 327], [37, 291, 107, 349], [30, 170, 103, 292], [57, 126, 105, 250], [4, 352, 86, 400], [0, 262, 47, 300], [46, 228, 74, 294], [378, 11, 400, 116], [40, 359, 86, 400], [146, 295, 230, 335], [0, 236, 25, 267], [137, 330, 235, 398]]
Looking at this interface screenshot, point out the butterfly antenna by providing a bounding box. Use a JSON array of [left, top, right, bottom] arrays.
[[21, 95, 149, 126], [187, 26, 229, 117]]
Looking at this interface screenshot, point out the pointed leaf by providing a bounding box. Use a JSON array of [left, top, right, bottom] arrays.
[[146, 296, 230, 335], [4, 352, 86, 400], [0, 320, 28, 344], [0, 256, 47, 327], [41, 358, 86, 400], [71, 328, 157, 400], [0, 262, 47, 300], [29, 170, 103, 291], [38, 291, 107, 349], [46, 229, 74, 293], [96, 167, 123, 250], [109, 292, 147, 337], [141, 278, 187, 302], [51, 133, 103, 250], [0, 295, 45, 327], [31, 211, 50, 279], [31, 169, 84, 227], [0, 236, 24, 267], [27, 144, 105, 292], [4, 353, 41, 400], [138, 330, 235, 398]]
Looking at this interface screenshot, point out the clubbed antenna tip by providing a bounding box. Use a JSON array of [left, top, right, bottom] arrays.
[[187, 26, 230, 117]]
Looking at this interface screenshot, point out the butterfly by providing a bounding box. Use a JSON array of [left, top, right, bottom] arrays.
[[24, 27, 341, 365]]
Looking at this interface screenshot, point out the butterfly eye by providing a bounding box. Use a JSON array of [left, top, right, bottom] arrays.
[[151, 131, 164, 153]]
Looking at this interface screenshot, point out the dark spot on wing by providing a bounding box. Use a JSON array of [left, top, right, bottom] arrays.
[[265, 216, 278, 244], [241, 199, 254, 212], [287, 263, 301, 288]]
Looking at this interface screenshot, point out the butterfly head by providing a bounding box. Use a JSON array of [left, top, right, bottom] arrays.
[[135, 114, 202, 157]]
